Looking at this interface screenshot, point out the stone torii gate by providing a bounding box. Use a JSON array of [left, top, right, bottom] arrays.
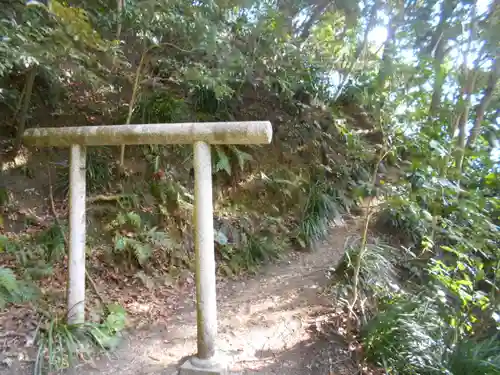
[[23, 121, 273, 375]]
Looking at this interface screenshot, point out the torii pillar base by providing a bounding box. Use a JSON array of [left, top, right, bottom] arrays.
[[178, 356, 230, 375]]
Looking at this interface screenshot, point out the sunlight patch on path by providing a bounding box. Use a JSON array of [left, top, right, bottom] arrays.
[[57, 223, 352, 375]]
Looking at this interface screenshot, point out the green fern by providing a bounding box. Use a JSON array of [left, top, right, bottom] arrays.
[[0, 235, 18, 253], [115, 212, 142, 228], [129, 238, 152, 266], [0, 267, 20, 298], [113, 235, 151, 266], [110, 212, 171, 268], [0, 267, 36, 308], [1, 235, 56, 280], [146, 228, 171, 248], [214, 146, 232, 175], [213, 146, 253, 177], [229, 145, 253, 171]]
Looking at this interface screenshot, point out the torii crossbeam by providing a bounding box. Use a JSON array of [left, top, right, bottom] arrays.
[[23, 121, 273, 375]]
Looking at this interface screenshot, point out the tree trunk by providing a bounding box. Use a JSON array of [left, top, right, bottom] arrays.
[[119, 48, 148, 169], [377, 23, 395, 91], [13, 67, 37, 152], [334, 0, 378, 99], [298, 0, 331, 40], [427, 0, 458, 118], [453, 3, 479, 173], [376, 0, 405, 112], [428, 38, 447, 117], [377, 0, 405, 88], [116, 0, 123, 41], [467, 56, 500, 149], [276, 0, 302, 34]]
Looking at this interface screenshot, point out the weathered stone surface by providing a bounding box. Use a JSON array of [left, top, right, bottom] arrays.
[[193, 141, 217, 360], [177, 357, 230, 375], [23, 121, 273, 147]]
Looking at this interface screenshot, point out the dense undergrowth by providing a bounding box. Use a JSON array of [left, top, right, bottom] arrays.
[[0, 0, 499, 374]]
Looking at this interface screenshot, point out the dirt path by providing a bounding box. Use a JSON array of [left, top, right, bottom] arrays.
[[2, 221, 358, 375]]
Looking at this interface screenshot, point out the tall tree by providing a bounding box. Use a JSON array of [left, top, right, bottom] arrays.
[[376, 0, 405, 111], [428, 0, 459, 118]]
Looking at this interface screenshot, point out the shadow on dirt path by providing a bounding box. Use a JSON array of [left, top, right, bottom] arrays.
[[2, 221, 359, 375]]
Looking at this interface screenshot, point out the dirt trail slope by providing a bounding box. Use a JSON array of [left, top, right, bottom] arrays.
[[3, 222, 357, 375]]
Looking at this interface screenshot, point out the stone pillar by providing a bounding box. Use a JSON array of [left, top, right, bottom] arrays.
[[193, 141, 217, 359], [67, 144, 87, 324], [179, 142, 228, 374]]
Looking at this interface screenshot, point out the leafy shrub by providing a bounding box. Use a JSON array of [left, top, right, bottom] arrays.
[[190, 85, 232, 114], [149, 177, 193, 217], [376, 198, 430, 244], [34, 304, 127, 375], [134, 92, 190, 123]]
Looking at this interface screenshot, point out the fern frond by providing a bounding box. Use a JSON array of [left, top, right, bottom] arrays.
[[0, 267, 36, 308], [125, 212, 142, 228], [0, 267, 20, 294], [130, 240, 152, 266], [116, 212, 142, 228], [147, 229, 171, 248], [214, 146, 231, 176], [113, 235, 128, 252], [229, 145, 253, 170]]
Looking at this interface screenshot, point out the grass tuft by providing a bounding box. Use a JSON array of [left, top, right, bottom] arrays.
[[297, 181, 345, 248], [34, 305, 126, 374]]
